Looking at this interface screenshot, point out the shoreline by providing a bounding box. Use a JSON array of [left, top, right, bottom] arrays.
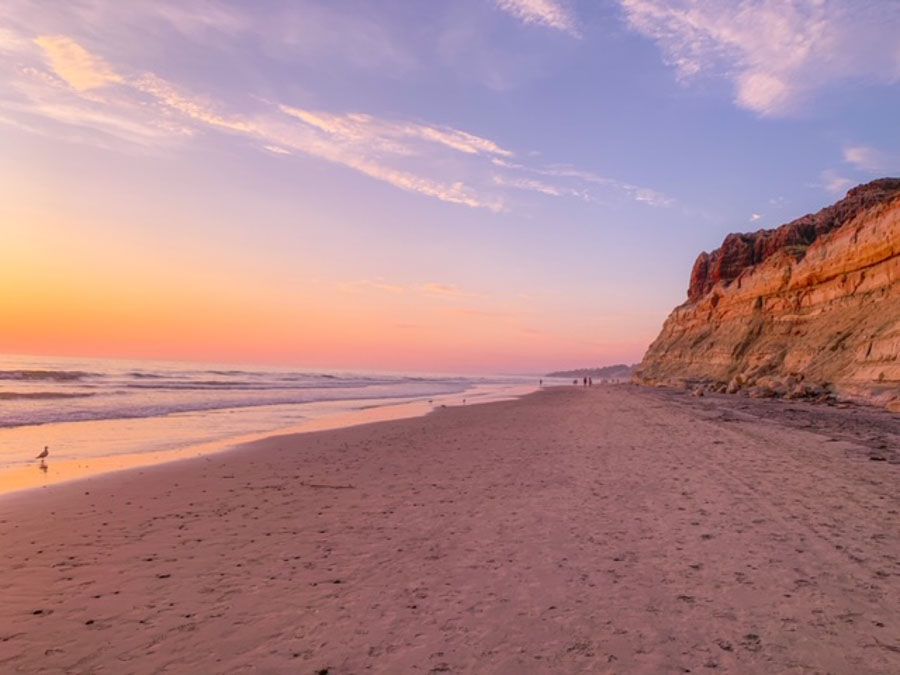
[[0, 382, 537, 498], [0, 387, 536, 505], [1, 385, 898, 673]]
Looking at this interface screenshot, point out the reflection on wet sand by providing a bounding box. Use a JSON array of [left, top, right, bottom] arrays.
[[0, 384, 535, 495]]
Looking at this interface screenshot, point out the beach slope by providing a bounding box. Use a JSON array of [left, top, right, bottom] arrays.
[[1, 387, 899, 673]]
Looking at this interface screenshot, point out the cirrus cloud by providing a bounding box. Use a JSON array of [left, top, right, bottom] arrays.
[[34, 35, 123, 91], [843, 145, 891, 173], [3, 25, 669, 214], [820, 169, 854, 195], [18, 35, 505, 211], [495, 0, 580, 37], [619, 0, 900, 116]]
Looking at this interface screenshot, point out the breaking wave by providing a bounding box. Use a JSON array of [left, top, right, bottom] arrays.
[[0, 369, 95, 381]]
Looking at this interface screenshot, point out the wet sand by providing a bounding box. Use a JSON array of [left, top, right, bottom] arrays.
[[1, 386, 899, 673]]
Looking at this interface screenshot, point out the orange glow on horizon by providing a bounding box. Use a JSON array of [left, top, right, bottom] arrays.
[[1, 204, 650, 373]]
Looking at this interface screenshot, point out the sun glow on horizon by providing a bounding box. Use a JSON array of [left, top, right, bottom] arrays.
[[2, 1, 894, 372], [1, 199, 649, 372]]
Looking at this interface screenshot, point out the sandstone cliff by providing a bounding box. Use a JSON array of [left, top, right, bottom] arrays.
[[635, 178, 900, 409]]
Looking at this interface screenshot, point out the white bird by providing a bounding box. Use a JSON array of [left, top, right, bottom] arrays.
[[36, 446, 49, 460]]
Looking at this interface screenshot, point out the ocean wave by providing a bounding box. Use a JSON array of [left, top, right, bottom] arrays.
[[123, 378, 389, 391], [125, 369, 429, 386], [0, 391, 96, 400], [126, 381, 269, 390], [128, 370, 347, 383], [0, 369, 96, 381], [259, 372, 340, 382], [0, 380, 472, 428]]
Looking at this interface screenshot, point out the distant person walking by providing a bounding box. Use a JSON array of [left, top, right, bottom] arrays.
[[583, 376, 587, 387]]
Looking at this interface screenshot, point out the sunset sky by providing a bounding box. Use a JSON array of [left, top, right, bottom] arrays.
[[1, 0, 898, 373]]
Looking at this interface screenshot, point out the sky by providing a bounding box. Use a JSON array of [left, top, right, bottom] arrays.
[[1, 0, 898, 374]]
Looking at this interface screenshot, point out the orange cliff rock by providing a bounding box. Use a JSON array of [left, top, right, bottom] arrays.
[[635, 178, 900, 409]]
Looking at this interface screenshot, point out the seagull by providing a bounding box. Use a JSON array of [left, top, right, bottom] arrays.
[[36, 446, 49, 460]]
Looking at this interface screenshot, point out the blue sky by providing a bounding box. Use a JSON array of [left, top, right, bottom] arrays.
[[1, 1, 898, 372]]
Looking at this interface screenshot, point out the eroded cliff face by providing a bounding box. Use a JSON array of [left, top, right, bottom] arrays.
[[635, 178, 900, 408]]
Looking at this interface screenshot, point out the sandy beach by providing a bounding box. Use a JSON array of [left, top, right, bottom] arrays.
[[1, 386, 899, 674]]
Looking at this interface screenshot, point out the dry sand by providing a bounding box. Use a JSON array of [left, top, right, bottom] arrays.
[[1, 386, 899, 674]]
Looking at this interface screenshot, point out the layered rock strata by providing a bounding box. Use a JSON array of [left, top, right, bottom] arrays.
[[635, 179, 900, 408]]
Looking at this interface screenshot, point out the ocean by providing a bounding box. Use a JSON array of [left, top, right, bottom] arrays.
[[0, 354, 536, 494]]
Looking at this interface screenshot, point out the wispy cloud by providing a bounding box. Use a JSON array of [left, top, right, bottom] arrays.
[[1, 50, 190, 148], [445, 308, 513, 318], [492, 158, 673, 207], [420, 283, 476, 297], [13, 36, 505, 211], [34, 35, 123, 91], [620, 0, 900, 116], [495, 0, 580, 37], [338, 279, 481, 299], [279, 106, 513, 158], [750, 213, 761, 222], [843, 145, 890, 173], [821, 169, 854, 195], [493, 173, 567, 197], [2, 23, 668, 214], [262, 144, 290, 155], [338, 278, 406, 294]]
